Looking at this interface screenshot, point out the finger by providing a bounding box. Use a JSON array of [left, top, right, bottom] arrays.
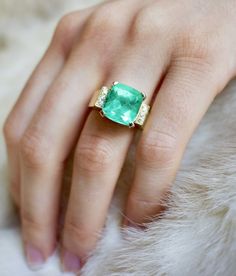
[[15, 12, 97, 269], [124, 58, 224, 227], [4, 38, 64, 207], [3, 10, 89, 208], [62, 27, 171, 273], [20, 58, 103, 269]]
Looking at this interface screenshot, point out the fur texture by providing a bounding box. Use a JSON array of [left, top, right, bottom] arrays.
[[0, 1, 236, 275]]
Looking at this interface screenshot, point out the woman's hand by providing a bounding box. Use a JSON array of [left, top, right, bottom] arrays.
[[3, 0, 236, 272]]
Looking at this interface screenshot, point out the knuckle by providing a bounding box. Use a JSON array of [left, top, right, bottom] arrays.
[[75, 134, 113, 173], [22, 208, 47, 233], [129, 195, 158, 209], [137, 130, 178, 168], [3, 116, 21, 147], [53, 12, 79, 54], [131, 6, 171, 41], [20, 129, 49, 168], [55, 13, 78, 39], [174, 31, 217, 63], [171, 53, 217, 84], [84, 6, 122, 40], [64, 220, 100, 244]]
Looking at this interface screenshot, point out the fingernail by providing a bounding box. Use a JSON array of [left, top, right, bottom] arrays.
[[63, 250, 81, 272], [26, 244, 45, 270]]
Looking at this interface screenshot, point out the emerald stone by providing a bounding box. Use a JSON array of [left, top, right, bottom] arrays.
[[102, 83, 144, 126]]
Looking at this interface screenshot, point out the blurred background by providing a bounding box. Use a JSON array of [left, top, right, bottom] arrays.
[[0, 0, 102, 121]]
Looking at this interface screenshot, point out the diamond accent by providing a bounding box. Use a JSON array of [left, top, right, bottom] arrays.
[[95, 87, 109, 108], [135, 103, 150, 126]]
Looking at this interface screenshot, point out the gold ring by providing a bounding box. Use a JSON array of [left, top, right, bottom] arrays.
[[89, 82, 150, 129]]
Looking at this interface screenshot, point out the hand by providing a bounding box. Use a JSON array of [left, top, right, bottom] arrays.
[[3, 0, 236, 272]]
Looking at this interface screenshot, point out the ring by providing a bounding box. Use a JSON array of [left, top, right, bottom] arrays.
[[89, 82, 150, 128]]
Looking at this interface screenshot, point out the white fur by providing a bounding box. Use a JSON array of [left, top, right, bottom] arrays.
[[0, 1, 236, 275]]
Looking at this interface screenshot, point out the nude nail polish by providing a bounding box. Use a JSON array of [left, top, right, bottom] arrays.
[[26, 244, 45, 270], [63, 250, 81, 272]]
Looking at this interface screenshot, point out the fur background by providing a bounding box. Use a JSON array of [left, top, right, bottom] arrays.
[[0, 0, 236, 275]]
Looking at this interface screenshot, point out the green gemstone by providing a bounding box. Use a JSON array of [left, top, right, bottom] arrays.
[[102, 83, 144, 126]]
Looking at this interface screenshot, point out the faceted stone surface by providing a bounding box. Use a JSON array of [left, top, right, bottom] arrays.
[[102, 83, 144, 126]]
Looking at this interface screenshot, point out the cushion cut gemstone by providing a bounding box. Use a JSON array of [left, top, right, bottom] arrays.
[[102, 83, 144, 126]]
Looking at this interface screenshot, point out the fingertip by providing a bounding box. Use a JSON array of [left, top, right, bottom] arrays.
[[25, 243, 46, 270], [61, 247, 82, 273], [24, 239, 56, 271]]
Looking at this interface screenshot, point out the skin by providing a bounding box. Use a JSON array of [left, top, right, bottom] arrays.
[[3, 0, 236, 273]]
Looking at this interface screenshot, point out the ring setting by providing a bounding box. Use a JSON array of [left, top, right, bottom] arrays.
[[89, 82, 150, 128]]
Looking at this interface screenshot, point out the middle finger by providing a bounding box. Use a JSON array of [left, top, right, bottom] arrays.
[[62, 29, 171, 271]]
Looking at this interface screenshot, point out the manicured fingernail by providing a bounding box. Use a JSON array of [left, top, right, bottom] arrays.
[[63, 250, 81, 272], [26, 244, 45, 270]]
